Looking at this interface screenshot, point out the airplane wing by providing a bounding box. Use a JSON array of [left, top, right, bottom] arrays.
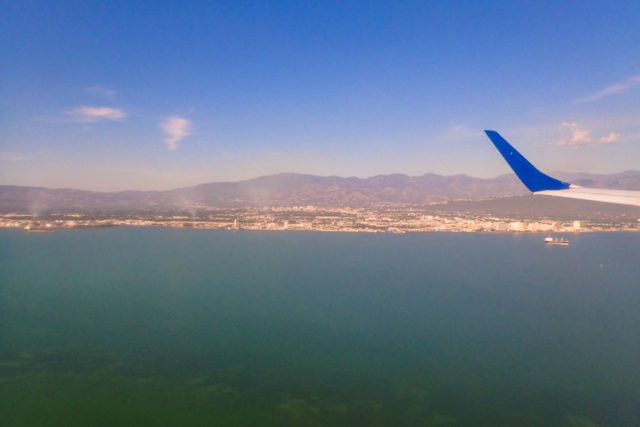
[[485, 130, 640, 207]]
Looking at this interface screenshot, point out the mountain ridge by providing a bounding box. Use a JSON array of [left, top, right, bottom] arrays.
[[2, 170, 640, 214]]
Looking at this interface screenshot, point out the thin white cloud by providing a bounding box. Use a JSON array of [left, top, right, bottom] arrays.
[[556, 122, 592, 146], [438, 124, 479, 142], [161, 116, 192, 150], [574, 74, 640, 104], [599, 132, 619, 144], [68, 106, 125, 122], [0, 151, 25, 163], [85, 86, 116, 101]]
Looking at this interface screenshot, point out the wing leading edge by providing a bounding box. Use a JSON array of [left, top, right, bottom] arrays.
[[485, 130, 640, 207]]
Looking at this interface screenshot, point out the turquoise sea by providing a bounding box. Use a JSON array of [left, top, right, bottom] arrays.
[[1, 229, 639, 426]]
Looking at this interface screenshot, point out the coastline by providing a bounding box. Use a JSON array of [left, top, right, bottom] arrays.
[[2, 206, 638, 233]]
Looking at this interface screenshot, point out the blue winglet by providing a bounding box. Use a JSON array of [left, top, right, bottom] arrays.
[[485, 130, 570, 192]]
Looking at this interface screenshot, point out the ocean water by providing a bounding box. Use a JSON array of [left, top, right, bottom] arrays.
[[1, 229, 639, 426]]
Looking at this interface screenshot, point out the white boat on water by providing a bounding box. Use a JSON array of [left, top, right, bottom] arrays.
[[544, 236, 570, 246]]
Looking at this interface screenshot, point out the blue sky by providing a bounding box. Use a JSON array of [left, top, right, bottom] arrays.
[[2, 1, 639, 191]]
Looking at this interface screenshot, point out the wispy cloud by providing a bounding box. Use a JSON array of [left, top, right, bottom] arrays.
[[68, 106, 125, 122], [161, 116, 192, 150], [437, 124, 480, 142], [556, 122, 592, 146], [0, 151, 25, 163], [574, 74, 640, 104], [599, 132, 619, 144], [85, 86, 116, 101]]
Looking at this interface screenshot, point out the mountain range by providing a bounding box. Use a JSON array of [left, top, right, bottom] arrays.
[[2, 171, 640, 215]]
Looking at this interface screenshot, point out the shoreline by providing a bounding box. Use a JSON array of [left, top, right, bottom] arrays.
[[3, 205, 639, 234], [3, 218, 638, 234]]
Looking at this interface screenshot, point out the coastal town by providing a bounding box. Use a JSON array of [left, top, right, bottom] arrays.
[[2, 205, 639, 233]]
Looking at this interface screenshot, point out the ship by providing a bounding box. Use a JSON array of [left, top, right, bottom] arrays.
[[544, 236, 570, 246]]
